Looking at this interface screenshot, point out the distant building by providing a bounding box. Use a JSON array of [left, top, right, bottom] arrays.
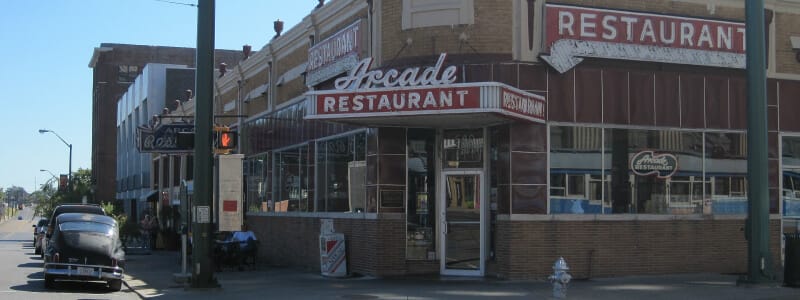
[[88, 44, 242, 206], [115, 64, 195, 222]]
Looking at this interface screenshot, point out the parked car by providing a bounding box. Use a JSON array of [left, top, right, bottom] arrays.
[[43, 213, 125, 291], [42, 204, 106, 259], [32, 218, 48, 255]]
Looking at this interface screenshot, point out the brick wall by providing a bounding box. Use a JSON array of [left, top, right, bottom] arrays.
[[246, 215, 783, 279], [380, 0, 512, 63], [775, 12, 800, 74], [246, 215, 436, 276], [494, 218, 783, 280], [274, 47, 309, 106]]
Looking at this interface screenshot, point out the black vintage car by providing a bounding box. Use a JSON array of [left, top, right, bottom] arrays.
[[42, 204, 106, 260], [43, 213, 125, 291]]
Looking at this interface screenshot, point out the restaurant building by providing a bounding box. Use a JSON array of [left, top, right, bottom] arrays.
[[212, 0, 800, 279]]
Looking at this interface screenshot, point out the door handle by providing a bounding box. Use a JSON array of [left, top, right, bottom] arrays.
[[444, 222, 448, 235]]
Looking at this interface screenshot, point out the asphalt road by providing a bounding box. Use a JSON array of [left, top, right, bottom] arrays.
[[0, 206, 138, 300]]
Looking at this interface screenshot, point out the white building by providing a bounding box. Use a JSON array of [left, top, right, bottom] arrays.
[[116, 63, 194, 219]]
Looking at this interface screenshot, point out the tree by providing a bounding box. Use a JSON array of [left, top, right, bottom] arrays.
[[33, 179, 60, 219], [33, 168, 94, 219]]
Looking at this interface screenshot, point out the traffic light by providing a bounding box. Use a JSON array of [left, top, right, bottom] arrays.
[[214, 126, 238, 154]]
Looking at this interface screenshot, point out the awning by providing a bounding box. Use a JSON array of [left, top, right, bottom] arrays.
[[304, 82, 546, 128], [140, 190, 158, 202]]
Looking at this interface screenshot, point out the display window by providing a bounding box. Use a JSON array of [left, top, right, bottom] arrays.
[[315, 131, 367, 212], [782, 136, 800, 217], [550, 125, 747, 215], [273, 145, 310, 212], [406, 129, 436, 260]]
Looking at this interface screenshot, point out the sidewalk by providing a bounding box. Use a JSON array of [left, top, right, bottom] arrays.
[[123, 250, 800, 300]]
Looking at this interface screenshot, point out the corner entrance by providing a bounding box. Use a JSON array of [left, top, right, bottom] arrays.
[[440, 170, 485, 276]]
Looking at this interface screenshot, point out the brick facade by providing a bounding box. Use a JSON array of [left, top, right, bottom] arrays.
[[207, 0, 800, 280], [494, 218, 783, 279]]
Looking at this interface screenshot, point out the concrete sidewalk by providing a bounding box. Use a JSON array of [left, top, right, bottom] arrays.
[[122, 250, 800, 299]]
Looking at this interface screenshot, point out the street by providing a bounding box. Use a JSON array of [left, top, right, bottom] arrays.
[[0, 208, 137, 300], [0, 206, 798, 299]]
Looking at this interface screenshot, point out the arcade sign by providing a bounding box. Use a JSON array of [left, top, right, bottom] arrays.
[[306, 53, 547, 124], [334, 53, 457, 90], [541, 4, 746, 73], [630, 151, 679, 179]]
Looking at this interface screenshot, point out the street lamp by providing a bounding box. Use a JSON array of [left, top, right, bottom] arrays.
[[40, 169, 57, 179], [38, 129, 72, 192], [40, 169, 58, 189]]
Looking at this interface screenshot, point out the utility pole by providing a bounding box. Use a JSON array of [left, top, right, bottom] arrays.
[[191, 0, 218, 288], [743, 0, 774, 284]]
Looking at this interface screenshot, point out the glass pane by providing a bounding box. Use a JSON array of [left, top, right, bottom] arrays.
[[445, 175, 480, 222], [444, 174, 480, 270], [783, 136, 800, 216], [444, 222, 481, 270], [274, 146, 308, 212], [442, 129, 483, 168], [407, 129, 436, 260], [707, 132, 747, 215], [550, 126, 603, 214]]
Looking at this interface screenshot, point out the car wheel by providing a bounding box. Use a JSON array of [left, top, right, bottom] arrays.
[[44, 274, 54, 289], [108, 279, 123, 291]]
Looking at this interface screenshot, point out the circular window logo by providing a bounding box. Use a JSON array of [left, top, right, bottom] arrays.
[[630, 151, 678, 178]]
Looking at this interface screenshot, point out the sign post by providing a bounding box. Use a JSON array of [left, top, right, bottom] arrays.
[[742, 0, 774, 284], [191, 0, 218, 288]]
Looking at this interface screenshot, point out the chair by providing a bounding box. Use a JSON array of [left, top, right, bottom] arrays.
[[240, 237, 259, 270]]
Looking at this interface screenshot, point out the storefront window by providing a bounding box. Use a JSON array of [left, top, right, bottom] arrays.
[[548, 125, 743, 215], [549, 126, 604, 214], [273, 146, 310, 212], [783, 136, 800, 217], [443, 129, 483, 168], [706, 132, 747, 215], [244, 153, 268, 213], [407, 129, 436, 260], [316, 131, 366, 212]]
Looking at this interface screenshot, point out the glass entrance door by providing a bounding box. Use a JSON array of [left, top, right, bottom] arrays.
[[440, 171, 484, 276]]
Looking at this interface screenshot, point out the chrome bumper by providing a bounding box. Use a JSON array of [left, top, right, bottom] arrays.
[[44, 262, 124, 280]]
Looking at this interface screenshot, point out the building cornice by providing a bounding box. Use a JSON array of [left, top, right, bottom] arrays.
[[88, 46, 113, 68]]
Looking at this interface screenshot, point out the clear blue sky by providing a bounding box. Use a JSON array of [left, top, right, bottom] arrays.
[[0, 0, 310, 193]]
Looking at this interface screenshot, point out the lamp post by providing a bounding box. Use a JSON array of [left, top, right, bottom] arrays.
[[40, 169, 58, 189], [38, 129, 72, 192]]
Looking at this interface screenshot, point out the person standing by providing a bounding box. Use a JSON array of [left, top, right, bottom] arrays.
[[149, 216, 159, 250], [140, 215, 152, 249]]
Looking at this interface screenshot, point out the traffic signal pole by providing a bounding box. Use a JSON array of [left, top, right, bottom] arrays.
[[742, 0, 774, 284], [192, 0, 218, 288]]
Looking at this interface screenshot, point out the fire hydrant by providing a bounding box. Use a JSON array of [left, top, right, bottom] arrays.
[[548, 257, 572, 299]]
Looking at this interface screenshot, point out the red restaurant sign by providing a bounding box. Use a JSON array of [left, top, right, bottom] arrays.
[[317, 87, 480, 114], [542, 4, 746, 73], [501, 87, 545, 120], [306, 53, 547, 124]]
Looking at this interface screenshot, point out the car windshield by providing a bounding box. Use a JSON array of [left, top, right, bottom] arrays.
[[59, 221, 115, 236]]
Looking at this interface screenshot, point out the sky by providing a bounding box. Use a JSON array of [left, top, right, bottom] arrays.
[[0, 0, 310, 193]]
